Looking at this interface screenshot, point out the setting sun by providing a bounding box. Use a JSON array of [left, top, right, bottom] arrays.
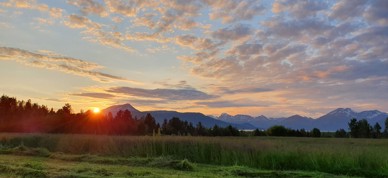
[[93, 107, 100, 114]]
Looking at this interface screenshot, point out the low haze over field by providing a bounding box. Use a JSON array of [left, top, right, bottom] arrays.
[[0, 0, 387, 117]]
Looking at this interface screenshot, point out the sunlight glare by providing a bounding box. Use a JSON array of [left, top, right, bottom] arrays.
[[93, 107, 100, 113]]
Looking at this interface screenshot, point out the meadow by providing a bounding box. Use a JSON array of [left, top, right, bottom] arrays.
[[1, 134, 388, 177]]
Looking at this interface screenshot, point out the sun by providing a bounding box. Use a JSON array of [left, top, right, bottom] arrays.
[[93, 107, 100, 113]]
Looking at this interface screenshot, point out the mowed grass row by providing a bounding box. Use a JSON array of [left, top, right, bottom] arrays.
[[1, 133, 388, 177]]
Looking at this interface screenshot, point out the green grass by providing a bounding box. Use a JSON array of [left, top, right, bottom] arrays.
[[1, 133, 388, 177], [0, 154, 347, 178]]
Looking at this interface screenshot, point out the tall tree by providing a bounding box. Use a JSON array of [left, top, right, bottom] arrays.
[[196, 122, 205, 136], [357, 119, 371, 138], [348, 118, 358, 138], [311, 128, 321, 137], [144, 113, 156, 135], [384, 117, 388, 137], [373, 122, 382, 138]]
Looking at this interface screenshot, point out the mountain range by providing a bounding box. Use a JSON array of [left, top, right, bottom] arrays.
[[103, 104, 256, 130], [218, 108, 388, 131], [104, 104, 388, 131]]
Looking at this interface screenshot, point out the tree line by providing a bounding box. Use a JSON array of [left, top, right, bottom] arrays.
[[0, 95, 240, 136], [160, 117, 240, 136], [0, 95, 155, 135], [252, 126, 322, 137], [346, 118, 388, 138], [332, 118, 388, 138], [254, 118, 388, 138]]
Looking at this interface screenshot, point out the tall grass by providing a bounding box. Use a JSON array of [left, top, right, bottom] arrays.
[[1, 133, 387, 177]]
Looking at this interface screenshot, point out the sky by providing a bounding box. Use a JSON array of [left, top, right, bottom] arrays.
[[0, 0, 387, 118]]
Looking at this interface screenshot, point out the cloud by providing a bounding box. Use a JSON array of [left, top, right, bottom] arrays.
[[176, 35, 218, 51], [111, 16, 122, 23], [227, 43, 262, 56], [127, 99, 167, 106], [0, 0, 49, 12], [132, 13, 156, 28], [206, 0, 265, 23], [191, 57, 242, 79], [64, 14, 134, 53], [34, 17, 54, 25], [154, 80, 193, 89], [272, 0, 327, 19], [107, 86, 216, 100], [212, 24, 252, 41], [68, 0, 107, 17], [263, 18, 332, 40], [65, 14, 100, 29], [331, 60, 388, 81], [218, 87, 273, 94], [72, 92, 115, 99], [0, 47, 131, 83], [125, 32, 171, 44], [330, 0, 368, 21], [45, 98, 63, 102], [105, 0, 203, 33], [363, 0, 388, 26], [104, 0, 156, 17], [1, 0, 63, 19], [49, 7, 63, 18], [154, 0, 203, 32], [196, 100, 268, 108]]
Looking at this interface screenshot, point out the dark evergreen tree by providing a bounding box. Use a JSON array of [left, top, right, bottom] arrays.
[[348, 118, 372, 138], [253, 129, 264, 136], [372, 122, 382, 138], [358, 119, 371, 138], [335, 129, 347, 138], [196, 122, 205, 136], [144, 113, 156, 135], [384, 117, 388, 137], [311, 128, 321, 137], [348, 118, 358, 138], [161, 119, 169, 134]]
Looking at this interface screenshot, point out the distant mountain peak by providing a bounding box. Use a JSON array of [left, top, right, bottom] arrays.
[[108, 103, 136, 109], [335, 108, 353, 111], [102, 103, 141, 116], [359, 110, 384, 119], [120, 103, 136, 108], [254, 115, 269, 120], [289, 114, 303, 118], [328, 108, 356, 116], [220, 113, 232, 117]]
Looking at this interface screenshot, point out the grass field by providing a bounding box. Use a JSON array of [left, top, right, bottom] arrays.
[[0, 154, 345, 178], [1, 134, 388, 177]]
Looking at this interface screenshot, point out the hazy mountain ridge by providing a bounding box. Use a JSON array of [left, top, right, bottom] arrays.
[[103, 104, 256, 130], [219, 108, 388, 131], [315, 108, 388, 131], [104, 104, 388, 131]]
